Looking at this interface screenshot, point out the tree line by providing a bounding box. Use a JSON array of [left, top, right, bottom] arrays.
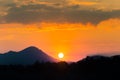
[[0, 55, 120, 80]]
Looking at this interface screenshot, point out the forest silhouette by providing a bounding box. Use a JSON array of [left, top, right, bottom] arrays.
[[0, 55, 120, 80]]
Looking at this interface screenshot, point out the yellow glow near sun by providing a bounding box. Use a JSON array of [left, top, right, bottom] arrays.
[[58, 52, 64, 59]]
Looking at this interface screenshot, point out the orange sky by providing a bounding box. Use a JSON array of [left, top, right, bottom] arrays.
[[0, 18, 120, 61], [0, 0, 120, 61]]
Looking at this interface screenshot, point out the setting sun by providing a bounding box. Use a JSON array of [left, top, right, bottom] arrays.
[[58, 52, 64, 59]]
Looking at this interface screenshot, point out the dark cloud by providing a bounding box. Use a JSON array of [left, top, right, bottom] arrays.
[[3, 4, 120, 24]]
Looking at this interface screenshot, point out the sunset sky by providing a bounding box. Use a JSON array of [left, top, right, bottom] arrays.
[[0, 0, 120, 61]]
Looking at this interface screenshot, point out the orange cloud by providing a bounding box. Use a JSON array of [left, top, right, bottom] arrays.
[[68, 0, 98, 6]]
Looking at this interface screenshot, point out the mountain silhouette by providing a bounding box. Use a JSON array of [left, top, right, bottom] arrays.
[[0, 46, 58, 65]]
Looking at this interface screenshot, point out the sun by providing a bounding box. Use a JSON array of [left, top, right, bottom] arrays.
[[58, 52, 64, 59]]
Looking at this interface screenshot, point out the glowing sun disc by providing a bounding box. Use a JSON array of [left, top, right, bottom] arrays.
[[58, 52, 64, 59]]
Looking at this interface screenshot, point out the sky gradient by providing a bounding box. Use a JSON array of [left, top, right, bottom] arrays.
[[0, 0, 120, 61]]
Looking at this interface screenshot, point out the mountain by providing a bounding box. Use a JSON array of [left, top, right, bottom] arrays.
[[77, 55, 120, 64], [77, 55, 107, 64], [0, 46, 58, 65]]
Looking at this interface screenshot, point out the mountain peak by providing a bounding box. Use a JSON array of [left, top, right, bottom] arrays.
[[7, 51, 16, 53], [0, 46, 58, 65], [25, 46, 39, 50], [4, 51, 17, 55], [20, 46, 42, 53]]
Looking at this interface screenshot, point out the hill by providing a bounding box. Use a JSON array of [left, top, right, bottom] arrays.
[[0, 46, 58, 65]]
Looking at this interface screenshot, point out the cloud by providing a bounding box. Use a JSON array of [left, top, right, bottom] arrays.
[[67, 0, 98, 6], [98, 0, 120, 10], [0, 0, 120, 25], [2, 3, 120, 25]]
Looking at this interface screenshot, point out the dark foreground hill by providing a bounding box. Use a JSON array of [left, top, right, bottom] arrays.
[[0, 55, 120, 80], [0, 46, 58, 65]]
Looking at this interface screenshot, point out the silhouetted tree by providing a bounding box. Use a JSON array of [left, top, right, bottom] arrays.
[[1, 55, 120, 80]]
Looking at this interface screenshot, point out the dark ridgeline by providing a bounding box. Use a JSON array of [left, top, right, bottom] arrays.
[[0, 46, 58, 65], [0, 47, 120, 80]]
